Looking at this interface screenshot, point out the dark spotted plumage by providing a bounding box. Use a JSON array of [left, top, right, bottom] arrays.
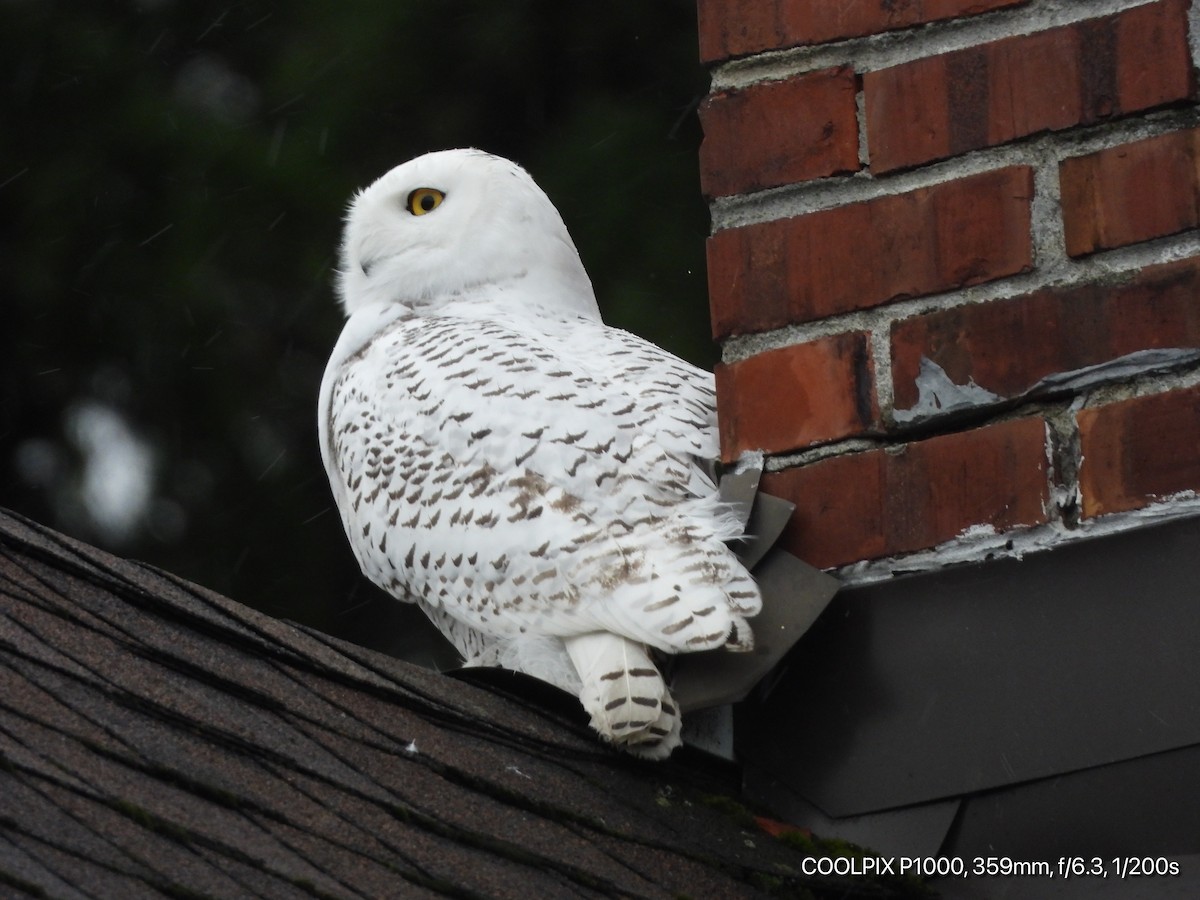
[[319, 150, 761, 758]]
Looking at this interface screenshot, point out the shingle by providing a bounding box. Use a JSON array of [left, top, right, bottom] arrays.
[[0, 507, 909, 899]]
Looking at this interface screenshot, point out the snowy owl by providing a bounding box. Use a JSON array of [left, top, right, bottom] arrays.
[[318, 148, 761, 758]]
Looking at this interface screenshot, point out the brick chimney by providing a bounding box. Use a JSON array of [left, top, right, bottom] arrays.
[[699, 0, 1200, 581]]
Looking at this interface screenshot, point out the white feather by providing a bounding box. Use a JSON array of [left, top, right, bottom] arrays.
[[319, 149, 760, 758]]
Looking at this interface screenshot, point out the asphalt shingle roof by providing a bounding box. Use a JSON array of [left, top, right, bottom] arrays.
[[0, 508, 912, 899]]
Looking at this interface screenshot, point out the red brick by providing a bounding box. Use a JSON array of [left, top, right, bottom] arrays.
[[708, 167, 1033, 337], [864, 0, 1194, 174], [715, 333, 876, 461], [1061, 128, 1200, 257], [697, 0, 1027, 63], [699, 68, 860, 198], [1077, 385, 1200, 518], [890, 257, 1200, 412], [762, 417, 1050, 568]]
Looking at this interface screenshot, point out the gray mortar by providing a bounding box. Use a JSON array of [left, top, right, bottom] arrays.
[[710, 0, 1161, 90], [711, 107, 1200, 234], [1043, 398, 1085, 529], [813, 364, 1200, 581], [709, 0, 1200, 579], [836, 492, 1200, 586]]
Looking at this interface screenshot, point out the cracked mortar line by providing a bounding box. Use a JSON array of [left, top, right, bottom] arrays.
[[847, 373, 1200, 587], [1074, 357, 1200, 408], [835, 492, 1200, 587], [764, 437, 884, 472], [761, 360, 1200, 478], [710, 0, 1161, 90], [1042, 399, 1085, 530]]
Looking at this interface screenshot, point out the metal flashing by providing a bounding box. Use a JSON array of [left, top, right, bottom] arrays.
[[736, 514, 1200, 861]]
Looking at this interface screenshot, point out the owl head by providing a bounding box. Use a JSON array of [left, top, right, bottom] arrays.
[[337, 148, 599, 319]]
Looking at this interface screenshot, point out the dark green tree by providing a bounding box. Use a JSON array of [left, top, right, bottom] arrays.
[[1, 1, 712, 654]]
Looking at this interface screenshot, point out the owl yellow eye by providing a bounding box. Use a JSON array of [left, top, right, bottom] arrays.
[[407, 188, 444, 216]]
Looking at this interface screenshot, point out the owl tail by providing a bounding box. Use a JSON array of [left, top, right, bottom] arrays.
[[564, 632, 682, 759]]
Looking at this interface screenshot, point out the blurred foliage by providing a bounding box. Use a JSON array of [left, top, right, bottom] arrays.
[[0, 0, 713, 654]]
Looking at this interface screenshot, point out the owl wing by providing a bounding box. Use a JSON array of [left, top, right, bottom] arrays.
[[319, 298, 759, 656]]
